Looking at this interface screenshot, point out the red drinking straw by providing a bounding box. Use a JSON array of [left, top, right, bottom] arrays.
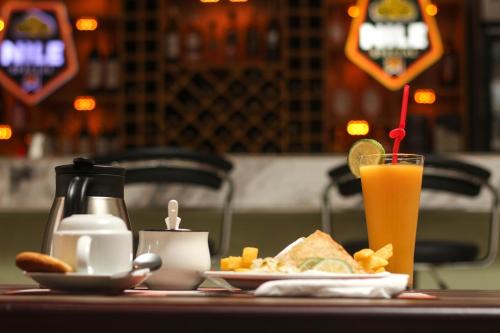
[[389, 84, 410, 164]]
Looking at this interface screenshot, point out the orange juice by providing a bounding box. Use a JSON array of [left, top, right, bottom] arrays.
[[360, 161, 423, 286]]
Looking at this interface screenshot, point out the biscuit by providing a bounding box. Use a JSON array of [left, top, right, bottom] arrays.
[[15, 251, 73, 273]]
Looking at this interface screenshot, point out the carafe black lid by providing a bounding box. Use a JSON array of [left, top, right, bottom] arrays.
[[56, 157, 125, 176], [55, 158, 125, 198]]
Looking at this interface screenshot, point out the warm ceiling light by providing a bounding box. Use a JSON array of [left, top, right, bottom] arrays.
[[74, 96, 96, 111], [425, 4, 438, 16], [347, 120, 369, 136], [0, 124, 12, 140], [76, 18, 98, 31], [200, 0, 220, 3], [414, 89, 436, 104], [347, 6, 360, 18], [0, 19, 5, 32]]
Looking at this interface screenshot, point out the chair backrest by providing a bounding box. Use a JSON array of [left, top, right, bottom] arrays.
[[322, 155, 499, 267], [94, 147, 233, 172], [93, 147, 233, 189], [92, 147, 235, 258]]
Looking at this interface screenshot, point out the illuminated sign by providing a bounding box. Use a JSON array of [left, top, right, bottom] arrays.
[[0, 2, 78, 105], [345, 0, 443, 90]]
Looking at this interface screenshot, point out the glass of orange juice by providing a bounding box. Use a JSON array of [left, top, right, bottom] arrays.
[[359, 153, 424, 287]]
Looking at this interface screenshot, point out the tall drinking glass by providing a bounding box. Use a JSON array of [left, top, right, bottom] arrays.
[[359, 154, 424, 287]]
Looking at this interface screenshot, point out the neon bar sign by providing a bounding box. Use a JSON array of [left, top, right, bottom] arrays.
[[345, 0, 443, 90], [0, 2, 78, 105]]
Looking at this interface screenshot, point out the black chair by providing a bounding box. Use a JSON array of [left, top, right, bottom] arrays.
[[93, 147, 234, 259], [321, 155, 499, 288]]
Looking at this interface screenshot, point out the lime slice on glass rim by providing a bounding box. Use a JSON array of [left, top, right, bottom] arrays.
[[312, 258, 353, 273], [347, 139, 385, 178]]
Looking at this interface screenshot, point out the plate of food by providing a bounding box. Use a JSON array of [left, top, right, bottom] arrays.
[[204, 230, 393, 290]]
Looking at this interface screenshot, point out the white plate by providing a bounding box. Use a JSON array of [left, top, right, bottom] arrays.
[[203, 271, 390, 290], [26, 270, 151, 293]]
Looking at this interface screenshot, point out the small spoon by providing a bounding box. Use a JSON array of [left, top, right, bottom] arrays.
[[112, 253, 162, 279], [133, 253, 162, 272], [165, 199, 181, 230]]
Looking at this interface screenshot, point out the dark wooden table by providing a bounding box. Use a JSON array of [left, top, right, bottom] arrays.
[[1, 286, 500, 332]]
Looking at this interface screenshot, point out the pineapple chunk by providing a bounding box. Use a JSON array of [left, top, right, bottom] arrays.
[[241, 247, 259, 268], [226, 256, 243, 270], [235, 268, 251, 272], [220, 257, 230, 271]]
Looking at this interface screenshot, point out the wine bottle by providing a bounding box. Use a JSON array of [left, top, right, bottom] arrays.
[[96, 130, 109, 155], [105, 45, 119, 92], [225, 10, 238, 62], [266, 12, 280, 61], [245, 11, 260, 60], [87, 45, 102, 92], [207, 21, 218, 62], [328, 5, 345, 48], [79, 125, 91, 155], [165, 7, 180, 63], [185, 19, 203, 62], [440, 40, 458, 86]]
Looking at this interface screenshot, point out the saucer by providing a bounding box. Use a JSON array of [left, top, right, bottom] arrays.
[[204, 271, 390, 290], [25, 269, 151, 293]]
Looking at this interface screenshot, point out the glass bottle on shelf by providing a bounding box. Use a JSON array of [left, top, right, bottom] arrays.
[[109, 127, 120, 152], [266, 10, 280, 62], [207, 20, 218, 63], [185, 18, 203, 63], [328, 5, 345, 50], [96, 131, 109, 155], [440, 39, 458, 86], [59, 114, 74, 155], [79, 125, 91, 155], [45, 127, 56, 157], [225, 10, 238, 62], [87, 45, 102, 92], [164, 6, 181, 63], [11, 101, 26, 133], [245, 10, 260, 61], [59, 131, 73, 155], [104, 43, 120, 92]]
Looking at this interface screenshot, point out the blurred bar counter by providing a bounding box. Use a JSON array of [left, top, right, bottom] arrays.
[[0, 154, 498, 212]]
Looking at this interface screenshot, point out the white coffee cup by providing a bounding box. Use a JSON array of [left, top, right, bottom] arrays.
[[53, 214, 132, 275], [137, 230, 211, 290]]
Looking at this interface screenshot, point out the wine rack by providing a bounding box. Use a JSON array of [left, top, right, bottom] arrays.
[[119, 0, 328, 153], [121, 0, 163, 149], [283, 0, 327, 152], [161, 65, 284, 152]]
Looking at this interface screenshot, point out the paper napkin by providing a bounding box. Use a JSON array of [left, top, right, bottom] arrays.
[[254, 273, 409, 299]]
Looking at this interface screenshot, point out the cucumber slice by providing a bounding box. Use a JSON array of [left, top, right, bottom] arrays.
[[312, 258, 353, 273], [347, 139, 385, 178], [298, 258, 323, 272]]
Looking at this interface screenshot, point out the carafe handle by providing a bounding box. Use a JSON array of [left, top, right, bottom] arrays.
[[63, 176, 92, 217]]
